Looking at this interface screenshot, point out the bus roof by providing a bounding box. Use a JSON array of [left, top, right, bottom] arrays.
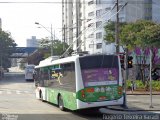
[[35, 55, 79, 68], [35, 54, 118, 68]]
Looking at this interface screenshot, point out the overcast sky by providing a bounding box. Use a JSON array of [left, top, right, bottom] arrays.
[[0, 0, 62, 47]]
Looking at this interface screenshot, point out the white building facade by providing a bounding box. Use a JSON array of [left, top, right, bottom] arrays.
[[62, 0, 160, 55], [0, 18, 1, 29], [26, 36, 39, 47]]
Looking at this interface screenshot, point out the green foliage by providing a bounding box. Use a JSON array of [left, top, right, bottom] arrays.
[[104, 20, 160, 50], [39, 38, 71, 57], [39, 37, 50, 48], [52, 40, 69, 55], [126, 80, 131, 89], [104, 21, 127, 44], [152, 81, 160, 91], [135, 80, 146, 89], [127, 80, 160, 91], [137, 24, 160, 48], [0, 30, 17, 68]]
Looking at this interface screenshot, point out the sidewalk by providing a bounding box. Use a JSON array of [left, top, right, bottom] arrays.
[[127, 90, 160, 95], [107, 95, 160, 114]]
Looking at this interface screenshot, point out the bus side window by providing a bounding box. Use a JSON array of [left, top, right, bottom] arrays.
[[60, 62, 76, 90], [34, 69, 40, 87]]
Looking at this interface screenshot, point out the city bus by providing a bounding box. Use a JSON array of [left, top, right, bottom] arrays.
[[34, 54, 124, 111], [25, 64, 35, 81]]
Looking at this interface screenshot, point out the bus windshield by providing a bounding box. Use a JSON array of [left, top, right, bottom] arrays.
[[79, 55, 119, 87]]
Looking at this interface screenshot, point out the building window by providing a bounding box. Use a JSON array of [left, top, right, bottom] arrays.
[[96, 43, 102, 49], [96, 21, 102, 28], [79, 20, 82, 26], [96, 9, 102, 17], [88, 0, 94, 6], [88, 34, 94, 38], [88, 23, 94, 27], [89, 44, 94, 48], [105, 7, 111, 11], [96, 0, 101, 4], [79, 13, 82, 18], [88, 11, 94, 17], [96, 32, 102, 39], [119, 17, 124, 22]]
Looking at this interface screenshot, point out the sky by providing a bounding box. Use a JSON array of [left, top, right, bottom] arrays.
[[0, 0, 62, 47]]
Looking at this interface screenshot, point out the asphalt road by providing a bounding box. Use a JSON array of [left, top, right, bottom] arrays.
[[0, 70, 159, 120], [0, 71, 102, 120]]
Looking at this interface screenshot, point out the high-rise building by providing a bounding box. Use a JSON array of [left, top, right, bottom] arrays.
[[62, 0, 160, 54], [125, 0, 152, 22], [62, 0, 74, 46], [0, 18, 2, 29], [26, 36, 39, 47], [152, 0, 160, 23]]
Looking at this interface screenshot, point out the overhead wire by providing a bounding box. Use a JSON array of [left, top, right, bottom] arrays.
[[74, 3, 127, 55], [61, 3, 118, 57], [0, 1, 149, 4]]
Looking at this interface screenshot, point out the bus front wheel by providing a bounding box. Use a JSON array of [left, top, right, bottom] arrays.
[[58, 95, 64, 111]]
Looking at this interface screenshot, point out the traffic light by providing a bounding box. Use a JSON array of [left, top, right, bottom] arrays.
[[151, 68, 159, 80], [119, 54, 125, 69], [128, 56, 133, 68]]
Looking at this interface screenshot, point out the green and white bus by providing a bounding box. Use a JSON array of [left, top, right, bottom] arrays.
[[34, 54, 124, 111]]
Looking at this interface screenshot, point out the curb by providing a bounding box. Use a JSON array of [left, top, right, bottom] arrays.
[[127, 93, 160, 95], [106, 107, 160, 112], [127, 91, 160, 95]]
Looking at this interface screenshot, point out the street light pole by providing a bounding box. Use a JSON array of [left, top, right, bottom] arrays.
[[115, 0, 120, 54], [0, 53, 2, 78], [50, 24, 53, 56], [35, 22, 54, 56]]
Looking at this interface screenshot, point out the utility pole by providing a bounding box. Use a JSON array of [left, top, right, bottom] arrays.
[[51, 24, 53, 56], [62, 0, 64, 49], [149, 49, 153, 108], [0, 53, 2, 79], [76, 0, 80, 53], [115, 0, 120, 54], [63, 25, 66, 52], [123, 47, 128, 108]]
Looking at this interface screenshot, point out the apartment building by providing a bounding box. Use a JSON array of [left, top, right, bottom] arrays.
[[0, 18, 1, 29], [62, 0, 160, 54], [26, 36, 39, 47], [152, 0, 160, 23]]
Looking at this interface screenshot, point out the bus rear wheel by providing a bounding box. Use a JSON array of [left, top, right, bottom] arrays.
[[58, 95, 65, 111], [40, 91, 44, 102]]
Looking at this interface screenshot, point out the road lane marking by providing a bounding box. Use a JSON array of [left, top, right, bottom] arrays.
[[24, 91, 29, 94], [7, 91, 12, 94], [16, 90, 21, 94], [0, 89, 34, 95]]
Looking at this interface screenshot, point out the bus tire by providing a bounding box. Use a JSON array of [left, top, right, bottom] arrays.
[[58, 95, 65, 111], [40, 91, 44, 102]]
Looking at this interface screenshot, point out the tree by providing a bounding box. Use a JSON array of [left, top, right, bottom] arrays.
[[120, 20, 156, 49], [0, 30, 17, 68], [137, 24, 160, 67], [26, 38, 72, 65], [120, 20, 157, 84], [104, 20, 160, 87], [52, 40, 70, 56], [104, 21, 127, 44], [39, 38, 71, 57]]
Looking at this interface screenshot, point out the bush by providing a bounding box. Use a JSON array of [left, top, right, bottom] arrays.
[[135, 80, 145, 89], [152, 81, 160, 91], [126, 80, 131, 89], [126, 80, 160, 91]]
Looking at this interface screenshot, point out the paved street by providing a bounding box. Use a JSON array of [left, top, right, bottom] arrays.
[[0, 71, 102, 120], [0, 69, 160, 120]]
